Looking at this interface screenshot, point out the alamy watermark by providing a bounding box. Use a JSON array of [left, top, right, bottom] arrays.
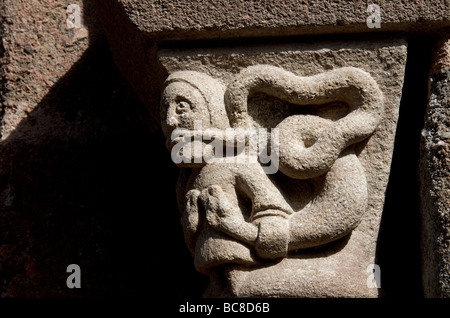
[[66, 264, 81, 288], [66, 4, 81, 29], [366, 4, 381, 29], [366, 263, 381, 289], [170, 120, 279, 174]]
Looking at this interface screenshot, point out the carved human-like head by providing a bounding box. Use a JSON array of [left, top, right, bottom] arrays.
[[160, 71, 229, 141]]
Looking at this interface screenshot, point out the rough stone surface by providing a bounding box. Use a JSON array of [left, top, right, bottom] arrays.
[[113, 0, 450, 38], [420, 30, 450, 298], [0, 0, 183, 298], [0, 0, 102, 141], [92, 0, 450, 132], [159, 39, 407, 297]]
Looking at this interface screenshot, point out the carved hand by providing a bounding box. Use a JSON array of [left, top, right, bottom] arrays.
[[202, 185, 258, 245], [181, 189, 201, 254]]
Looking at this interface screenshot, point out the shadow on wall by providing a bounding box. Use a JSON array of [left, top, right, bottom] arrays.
[[0, 1, 208, 298], [376, 34, 436, 298]]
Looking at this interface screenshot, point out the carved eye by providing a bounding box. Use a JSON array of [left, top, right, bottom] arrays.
[[176, 99, 192, 114]]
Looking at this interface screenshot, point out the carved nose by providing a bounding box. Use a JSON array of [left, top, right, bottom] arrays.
[[167, 115, 179, 130]]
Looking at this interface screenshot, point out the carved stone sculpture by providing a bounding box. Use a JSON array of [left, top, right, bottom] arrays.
[[159, 41, 407, 297]]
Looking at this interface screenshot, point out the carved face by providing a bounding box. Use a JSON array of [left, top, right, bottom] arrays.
[[160, 81, 211, 139]]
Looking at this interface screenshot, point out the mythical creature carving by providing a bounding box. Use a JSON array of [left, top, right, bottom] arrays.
[[160, 65, 383, 279]]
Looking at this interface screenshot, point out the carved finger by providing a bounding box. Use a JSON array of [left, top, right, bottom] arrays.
[[209, 184, 228, 203], [199, 187, 217, 213], [203, 186, 231, 228], [205, 206, 221, 229], [181, 189, 201, 253], [183, 189, 201, 230]]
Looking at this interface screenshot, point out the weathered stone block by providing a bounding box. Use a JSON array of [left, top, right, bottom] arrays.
[[159, 39, 407, 297], [420, 30, 450, 298]]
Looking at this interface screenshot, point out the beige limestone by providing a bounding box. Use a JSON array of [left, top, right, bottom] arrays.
[[159, 39, 407, 297]]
